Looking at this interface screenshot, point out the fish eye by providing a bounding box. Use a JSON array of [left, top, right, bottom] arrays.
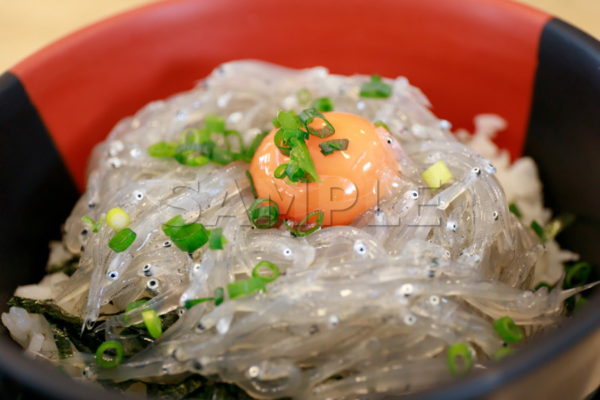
[[404, 314, 417, 325], [354, 241, 367, 255], [107, 271, 119, 280]]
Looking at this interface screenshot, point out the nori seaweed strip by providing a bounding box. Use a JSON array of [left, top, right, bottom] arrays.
[[49, 324, 74, 359], [7, 297, 180, 356], [46, 256, 79, 276]]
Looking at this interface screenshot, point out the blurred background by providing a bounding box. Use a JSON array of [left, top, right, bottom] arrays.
[[0, 0, 599, 72]]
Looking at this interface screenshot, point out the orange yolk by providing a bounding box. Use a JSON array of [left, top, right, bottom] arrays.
[[249, 112, 399, 226]]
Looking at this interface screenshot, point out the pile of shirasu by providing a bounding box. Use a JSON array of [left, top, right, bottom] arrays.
[[3, 61, 593, 399]]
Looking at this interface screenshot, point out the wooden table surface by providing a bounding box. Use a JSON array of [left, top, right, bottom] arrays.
[[0, 0, 598, 72]]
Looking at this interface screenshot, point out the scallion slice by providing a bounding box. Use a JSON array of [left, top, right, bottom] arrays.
[[124, 299, 147, 328], [248, 198, 280, 229], [508, 203, 522, 218], [446, 342, 474, 375], [274, 163, 288, 179], [530, 220, 545, 241], [108, 228, 137, 253], [252, 261, 281, 283], [141, 309, 162, 339], [374, 120, 390, 131], [299, 108, 335, 138], [289, 139, 320, 182], [492, 346, 514, 361], [208, 228, 227, 250], [493, 316, 524, 343], [214, 287, 225, 306], [421, 160, 453, 189], [162, 216, 209, 253], [319, 139, 349, 155], [242, 131, 268, 162], [246, 170, 258, 198], [276, 110, 302, 130], [564, 262, 592, 288], [148, 141, 178, 158], [534, 282, 553, 292], [227, 276, 267, 299], [286, 210, 324, 237], [81, 215, 104, 233], [359, 74, 392, 98], [95, 340, 124, 368], [184, 298, 214, 309], [312, 97, 333, 112], [106, 208, 130, 231]]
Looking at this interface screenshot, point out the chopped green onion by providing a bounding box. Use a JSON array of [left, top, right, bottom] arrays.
[[125, 299, 148, 313], [125, 299, 148, 327], [174, 143, 211, 167], [421, 160, 453, 189], [289, 139, 320, 182], [149, 115, 256, 167], [534, 282, 553, 292], [274, 128, 306, 156], [204, 114, 226, 133], [544, 214, 575, 241], [95, 340, 124, 368], [530, 220, 545, 241], [274, 163, 288, 179], [148, 141, 178, 158], [162, 215, 185, 237], [142, 309, 162, 339], [208, 228, 227, 250], [242, 131, 268, 162], [508, 203, 522, 218], [493, 316, 524, 343], [276, 110, 302, 130], [252, 261, 281, 283], [108, 228, 137, 252], [184, 298, 213, 309], [162, 216, 209, 253], [447, 342, 474, 375], [227, 277, 267, 299], [319, 139, 349, 155], [248, 198, 280, 229], [286, 210, 324, 237], [493, 346, 514, 361], [360, 74, 392, 98], [81, 215, 104, 233], [214, 287, 225, 306], [374, 120, 390, 131], [296, 88, 312, 105], [106, 208, 130, 231], [246, 170, 258, 198], [564, 262, 592, 288], [299, 108, 335, 138], [312, 97, 333, 112]]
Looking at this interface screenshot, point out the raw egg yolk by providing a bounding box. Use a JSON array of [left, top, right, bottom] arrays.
[[249, 112, 399, 226]]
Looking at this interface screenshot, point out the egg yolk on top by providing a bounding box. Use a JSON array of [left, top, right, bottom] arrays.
[[250, 112, 399, 226]]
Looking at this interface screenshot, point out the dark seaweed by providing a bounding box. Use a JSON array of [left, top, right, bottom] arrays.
[[46, 256, 79, 276]]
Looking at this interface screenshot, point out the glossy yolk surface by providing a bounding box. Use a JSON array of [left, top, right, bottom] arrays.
[[249, 112, 399, 226]]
